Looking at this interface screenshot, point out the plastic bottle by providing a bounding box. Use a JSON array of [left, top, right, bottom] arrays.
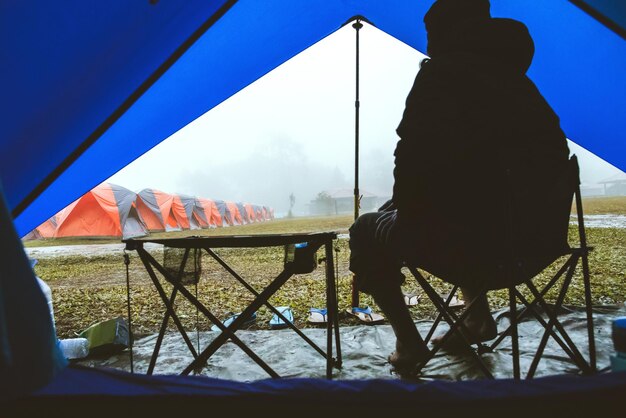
[[59, 338, 90, 360], [31, 258, 56, 331], [611, 317, 626, 372], [36, 276, 56, 331]]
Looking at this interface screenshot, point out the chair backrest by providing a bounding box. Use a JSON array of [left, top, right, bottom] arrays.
[[569, 155, 589, 251], [499, 155, 583, 288], [406, 155, 584, 290]]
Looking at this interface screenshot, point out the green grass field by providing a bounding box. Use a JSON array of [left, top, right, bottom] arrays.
[[29, 197, 626, 339]]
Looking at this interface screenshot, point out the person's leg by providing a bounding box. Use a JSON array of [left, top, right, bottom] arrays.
[[460, 286, 497, 338], [367, 281, 429, 366], [349, 212, 429, 368], [432, 285, 497, 348]]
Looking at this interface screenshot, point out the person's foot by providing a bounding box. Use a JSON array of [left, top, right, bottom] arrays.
[[432, 316, 497, 352], [387, 339, 430, 373]]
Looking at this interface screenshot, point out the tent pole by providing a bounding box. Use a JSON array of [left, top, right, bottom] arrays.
[[348, 17, 383, 321], [353, 18, 362, 223], [351, 18, 363, 309]]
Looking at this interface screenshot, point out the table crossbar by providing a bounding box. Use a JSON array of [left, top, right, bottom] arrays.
[[124, 232, 341, 379]]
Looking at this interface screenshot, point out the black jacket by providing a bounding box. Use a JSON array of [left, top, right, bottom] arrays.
[[393, 18, 571, 285]]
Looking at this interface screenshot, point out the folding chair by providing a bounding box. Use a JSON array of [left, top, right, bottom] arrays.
[[406, 155, 596, 379]]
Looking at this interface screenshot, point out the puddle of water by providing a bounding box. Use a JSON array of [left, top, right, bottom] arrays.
[[25, 242, 163, 259], [571, 214, 626, 229]]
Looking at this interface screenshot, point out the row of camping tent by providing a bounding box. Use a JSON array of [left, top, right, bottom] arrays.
[[24, 183, 274, 240]]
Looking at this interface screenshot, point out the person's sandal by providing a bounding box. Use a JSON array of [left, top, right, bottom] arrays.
[[211, 312, 257, 331], [346, 306, 385, 325]]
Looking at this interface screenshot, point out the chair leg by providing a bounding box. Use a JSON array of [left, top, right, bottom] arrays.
[[493, 254, 592, 378], [409, 267, 494, 378], [575, 175, 596, 373], [513, 290, 578, 365], [424, 284, 458, 344], [526, 265, 577, 378], [489, 255, 575, 352], [526, 278, 592, 375], [581, 249, 596, 373], [509, 287, 520, 380]]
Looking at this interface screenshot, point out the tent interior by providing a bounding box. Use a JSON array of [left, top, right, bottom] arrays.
[[2, 0, 626, 413]]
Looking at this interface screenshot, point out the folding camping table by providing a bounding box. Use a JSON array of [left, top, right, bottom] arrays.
[[123, 232, 342, 379]]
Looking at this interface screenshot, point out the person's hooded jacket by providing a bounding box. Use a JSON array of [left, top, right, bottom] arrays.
[[393, 5, 571, 285]]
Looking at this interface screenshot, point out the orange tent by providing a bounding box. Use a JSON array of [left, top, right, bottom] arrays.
[[23, 216, 58, 240], [22, 229, 42, 241], [37, 217, 58, 237], [214, 200, 233, 226], [243, 203, 256, 223], [235, 202, 249, 224], [54, 183, 147, 238], [136, 189, 182, 232], [225, 201, 243, 225], [198, 198, 222, 227], [177, 194, 204, 230], [253, 205, 265, 222]]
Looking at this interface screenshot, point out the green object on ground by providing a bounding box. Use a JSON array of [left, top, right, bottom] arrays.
[[79, 317, 130, 357]]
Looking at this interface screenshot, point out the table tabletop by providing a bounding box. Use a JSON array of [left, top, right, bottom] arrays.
[[123, 231, 337, 249]]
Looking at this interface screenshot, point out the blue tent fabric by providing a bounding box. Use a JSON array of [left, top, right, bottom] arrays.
[[6, 366, 624, 415], [0, 0, 230, 216], [37, 365, 626, 401], [2, 1, 625, 237], [0, 181, 66, 398], [572, 0, 626, 38]]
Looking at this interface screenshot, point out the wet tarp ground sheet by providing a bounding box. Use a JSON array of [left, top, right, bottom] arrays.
[[78, 305, 623, 381]]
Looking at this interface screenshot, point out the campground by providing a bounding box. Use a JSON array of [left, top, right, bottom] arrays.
[[25, 196, 626, 340]]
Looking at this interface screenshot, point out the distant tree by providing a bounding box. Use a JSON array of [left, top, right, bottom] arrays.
[[313, 191, 335, 216]]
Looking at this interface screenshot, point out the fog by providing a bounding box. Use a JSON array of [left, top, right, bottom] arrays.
[[108, 23, 623, 217]]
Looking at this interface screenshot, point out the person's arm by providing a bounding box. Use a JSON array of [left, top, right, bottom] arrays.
[[378, 199, 395, 212], [392, 59, 458, 216], [375, 61, 454, 244]]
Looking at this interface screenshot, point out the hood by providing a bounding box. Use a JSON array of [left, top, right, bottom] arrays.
[[428, 17, 535, 74]]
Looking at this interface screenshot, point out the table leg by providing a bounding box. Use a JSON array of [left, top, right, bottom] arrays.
[[180, 268, 294, 376], [140, 248, 281, 377], [325, 242, 333, 379], [138, 250, 200, 362], [202, 246, 329, 359], [148, 287, 179, 375], [325, 240, 342, 369], [132, 237, 340, 379]]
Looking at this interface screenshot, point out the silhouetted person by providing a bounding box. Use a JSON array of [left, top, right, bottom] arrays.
[[349, 0, 570, 372]]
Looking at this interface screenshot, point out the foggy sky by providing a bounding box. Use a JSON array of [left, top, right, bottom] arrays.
[[108, 23, 623, 216]]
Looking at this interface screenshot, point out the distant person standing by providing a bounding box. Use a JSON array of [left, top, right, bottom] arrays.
[[288, 192, 296, 218], [349, 0, 570, 372]]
